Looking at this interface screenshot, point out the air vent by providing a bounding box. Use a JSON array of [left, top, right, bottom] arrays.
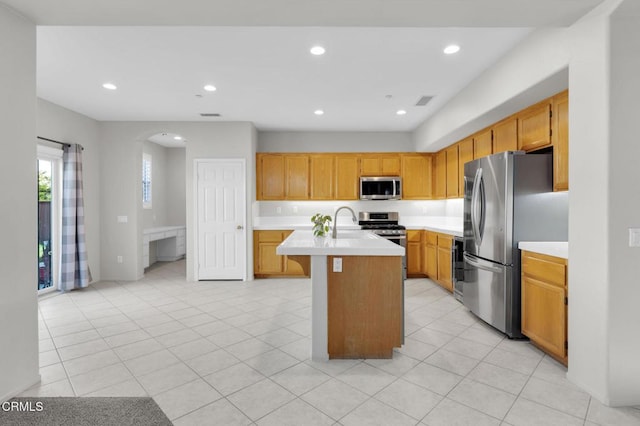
[[200, 113, 221, 117], [415, 96, 433, 106]]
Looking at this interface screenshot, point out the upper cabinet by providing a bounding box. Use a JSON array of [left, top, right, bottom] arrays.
[[284, 155, 309, 200], [474, 128, 493, 159], [401, 154, 432, 199], [518, 100, 552, 152], [310, 155, 335, 200], [493, 117, 518, 153], [257, 154, 285, 200], [553, 91, 569, 191], [433, 150, 447, 200], [360, 154, 401, 176], [335, 155, 360, 200], [458, 138, 474, 197], [445, 145, 459, 199]]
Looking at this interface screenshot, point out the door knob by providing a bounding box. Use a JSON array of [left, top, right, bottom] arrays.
[[237, 225, 244, 230]]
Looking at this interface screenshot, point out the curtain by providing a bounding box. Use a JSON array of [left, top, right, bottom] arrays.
[[60, 144, 92, 290]]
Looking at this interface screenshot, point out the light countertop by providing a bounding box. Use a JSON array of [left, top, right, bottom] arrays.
[[276, 230, 405, 256], [143, 225, 185, 234], [518, 241, 568, 259]]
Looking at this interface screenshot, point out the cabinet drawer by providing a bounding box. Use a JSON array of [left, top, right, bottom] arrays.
[[425, 231, 438, 246], [522, 251, 566, 287], [255, 230, 284, 243], [406, 230, 422, 242], [437, 234, 452, 248]]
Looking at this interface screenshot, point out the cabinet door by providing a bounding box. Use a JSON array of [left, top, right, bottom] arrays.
[[493, 117, 518, 153], [285, 155, 309, 200], [253, 231, 285, 274], [474, 129, 493, 159], [381, 156, 401, 175], [458, 138, 474, 196], [335, 155, 360, 200], [553, 91, 569, 191], [434, 151, 447, 199], [437, 247, 452, 292], [401, 154, 432, 199], [521, 275, 566, 360], [360, 156, 380, 175], [310, 155, 335, 200], [258, 154, 285, 200], [518, 102, 551, 152], [445, 145, 459, 198], [407, 230, 423, 276]]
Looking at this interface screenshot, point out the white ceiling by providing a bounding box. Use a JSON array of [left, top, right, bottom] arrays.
[[16, 0, 604, 137]]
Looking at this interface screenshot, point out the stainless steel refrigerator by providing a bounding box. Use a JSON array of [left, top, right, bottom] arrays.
[[462, 151, 568, 338]]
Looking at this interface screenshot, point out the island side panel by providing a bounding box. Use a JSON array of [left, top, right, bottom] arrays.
[[327, 256, 403, 359], [311, 255, 329, 361]]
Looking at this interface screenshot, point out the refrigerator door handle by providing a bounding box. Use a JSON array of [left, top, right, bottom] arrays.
[[471, 167, 483, 246], [464, 252, 503, 273]]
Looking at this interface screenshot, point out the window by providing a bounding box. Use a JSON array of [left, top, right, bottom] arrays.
[[142, 153, 152, 209]]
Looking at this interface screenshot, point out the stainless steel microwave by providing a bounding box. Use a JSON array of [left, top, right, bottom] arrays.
[[360, 176, 402, 200]]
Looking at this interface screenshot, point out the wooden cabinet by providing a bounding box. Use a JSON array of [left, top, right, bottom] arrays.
[[285, 155, 309, 200], [335, 155, 360, 200], [310, 155, 335, 200], [445, 145, 459, 199], [257, 154, 285, 200], [433, 151, 447, 200], [436, 234, 453, 292], [521, 250, 568, 365], [423, 231, 438, 279], [458, 138, 474, 197], [401, 154, 432, 199], [406, 230, 423, 277], [553, 91, 569, 191], [474, 129, 493, 159], [493, 117, 518, 153], [361, 154, 401, 176], [518, 101, 552, 152], [253, 230, 310, 277]]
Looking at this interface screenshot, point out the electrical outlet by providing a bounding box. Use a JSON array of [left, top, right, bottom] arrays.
[[117, 256, 123, 264], [292, 206, 298, 213], [117, 215, 128, 223], [629, 228, 640, 247], [333, 257, 342, 273], [276, 206, 282, 214]]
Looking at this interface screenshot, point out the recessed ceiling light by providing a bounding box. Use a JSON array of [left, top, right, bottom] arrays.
[[204, 84, 217, 92], [310, 46, 326, 56], [314, 109, 324, 116], [397, 110, 407, 115], [174, 136, 183, 141], [443, 44, 461, 55], [102, 82, 117, 90]]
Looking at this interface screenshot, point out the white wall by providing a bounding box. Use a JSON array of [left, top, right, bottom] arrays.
[[0, 3, 40, 401], [37, 99, 101, 281], [166, 148, 186, 225], [259, 131, 413, 152]]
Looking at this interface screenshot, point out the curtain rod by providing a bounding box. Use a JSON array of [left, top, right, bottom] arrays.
[[38, 136, 70, 147], [37, 136, 83, 150]]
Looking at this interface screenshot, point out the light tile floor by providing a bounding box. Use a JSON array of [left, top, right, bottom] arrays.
[[23, 260, 640, 425]]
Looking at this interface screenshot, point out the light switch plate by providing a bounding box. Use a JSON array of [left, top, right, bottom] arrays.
[[117, 215, 128, 223], [629, 228, 640, 247], [333, 257, 342, 273]]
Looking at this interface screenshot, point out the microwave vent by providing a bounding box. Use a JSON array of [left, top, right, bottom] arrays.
[[415, 96, 433, 106]]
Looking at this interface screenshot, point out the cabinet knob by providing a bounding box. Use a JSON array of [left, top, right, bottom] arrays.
[[237, 225, 244, 230]]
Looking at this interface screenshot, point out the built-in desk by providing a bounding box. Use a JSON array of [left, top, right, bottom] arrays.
[[143, 226, 186, 268]]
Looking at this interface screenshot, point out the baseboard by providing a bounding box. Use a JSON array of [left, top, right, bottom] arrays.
[[0, 375, 41, 403]]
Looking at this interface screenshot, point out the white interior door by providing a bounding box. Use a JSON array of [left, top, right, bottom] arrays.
[[196, 159, 246, 280]]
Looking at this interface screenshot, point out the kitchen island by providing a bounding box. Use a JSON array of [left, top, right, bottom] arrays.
[[277, 230, 405, 361]]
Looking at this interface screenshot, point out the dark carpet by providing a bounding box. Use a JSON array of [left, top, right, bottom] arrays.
[[0, 397, 172, 426]]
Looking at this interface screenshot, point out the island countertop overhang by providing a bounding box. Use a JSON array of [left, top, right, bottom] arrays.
[[276, 230, 405, 256]]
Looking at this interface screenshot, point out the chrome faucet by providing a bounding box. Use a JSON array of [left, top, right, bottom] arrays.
[[332, 206, 358, 239]]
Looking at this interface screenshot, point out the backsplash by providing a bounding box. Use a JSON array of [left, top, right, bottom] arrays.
[[254, 199, 464, 221]]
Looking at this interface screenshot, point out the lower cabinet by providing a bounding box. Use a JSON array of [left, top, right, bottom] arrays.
[[521, 250, 568, 365], [412, 230, 454, 292], [436, 234, 453, 292], [407, 230, 423, 277], [253, 230, 310, 277]]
